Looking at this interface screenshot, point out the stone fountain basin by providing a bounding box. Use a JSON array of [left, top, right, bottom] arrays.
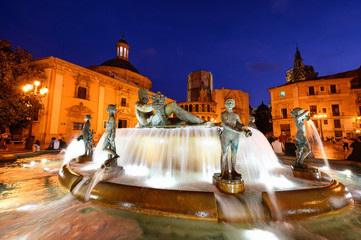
[[59, 164, 354, 223]]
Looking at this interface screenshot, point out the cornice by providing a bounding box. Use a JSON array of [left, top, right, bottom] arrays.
[[31, 57, 140, 93]]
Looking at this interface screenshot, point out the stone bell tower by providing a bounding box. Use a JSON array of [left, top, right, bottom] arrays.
[[187, 70, 213, 102]]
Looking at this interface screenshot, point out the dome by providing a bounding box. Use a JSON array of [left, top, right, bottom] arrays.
[[100, 58, 139, 73], [256, 101, 270, 112]]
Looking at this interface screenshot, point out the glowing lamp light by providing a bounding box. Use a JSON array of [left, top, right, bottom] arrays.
[[27, 84, 33, 90], [23, 86, 29, 92], [34, 81, 40, 86]]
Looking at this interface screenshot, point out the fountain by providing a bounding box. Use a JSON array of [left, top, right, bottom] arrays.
[[58, 95, 353, 223]]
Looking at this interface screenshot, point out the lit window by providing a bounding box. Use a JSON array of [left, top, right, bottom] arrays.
[[120, 47, 123, 57], [280, 91, 285, 97], [121, 98, 127, 107], [73, 123, 83, 130]]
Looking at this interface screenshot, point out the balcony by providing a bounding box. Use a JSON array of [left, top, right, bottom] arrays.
[[307, 91, 318, 96], [328, 90, 341, 94]]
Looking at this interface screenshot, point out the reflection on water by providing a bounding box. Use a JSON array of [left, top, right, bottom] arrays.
[[0, 154, 361, 239]]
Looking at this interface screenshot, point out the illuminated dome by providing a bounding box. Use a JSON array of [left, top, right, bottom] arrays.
[[100, 58, 139, 73], [88, 35, 152, 89]]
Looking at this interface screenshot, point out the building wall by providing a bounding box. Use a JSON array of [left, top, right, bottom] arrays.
[[269, 76, 360, 138], [179, 87, 249, 124], [30, 57, 155, 145]]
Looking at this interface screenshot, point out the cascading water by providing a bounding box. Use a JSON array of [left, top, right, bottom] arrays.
[[62, 138, 85, 166], [91, 127, 284, 187], [306, 120, 330, 169], [62, 125, 341, 222]]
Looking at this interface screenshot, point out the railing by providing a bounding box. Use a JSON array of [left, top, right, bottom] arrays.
[[328, 90, 341, 94], [307, 91, 318, 96]]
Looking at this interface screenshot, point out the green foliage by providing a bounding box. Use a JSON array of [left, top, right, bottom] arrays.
[[0, 40, 45, 129]]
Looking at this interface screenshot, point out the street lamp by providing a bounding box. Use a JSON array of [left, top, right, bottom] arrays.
[[22, 81, 48, 150], [313, 112, 327, 140]]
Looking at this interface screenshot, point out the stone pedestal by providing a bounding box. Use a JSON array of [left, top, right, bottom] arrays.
[[213, 173, 245, 194], [76, 155, 92, 163], [292, 166, 321, 180]]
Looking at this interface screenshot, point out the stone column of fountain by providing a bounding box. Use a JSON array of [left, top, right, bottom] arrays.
[[76, 115, 95, 163], [290, 107, 321, 180], [213, 99, 252, 194]]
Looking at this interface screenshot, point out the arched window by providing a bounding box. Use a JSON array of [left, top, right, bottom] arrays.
[[121, 98, 127, 107], [189, 105, 193, 112], [195, 105, 199, 112], [207, 116, 210, 121], [185, 105, 188, 111], [202, 104, 205, 112], [202, 116, 205, 120], [207, 105, 210, 112], [77, 87, 87, 99]]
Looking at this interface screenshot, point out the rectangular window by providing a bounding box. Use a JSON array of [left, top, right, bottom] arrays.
[[280, 124, 291, 138], [118, 119, 127, 128], [280, 91, 285, 97], [33, 110, 39, 121], [330, 85, 337, 94], [310, 105, 317, 116], [77, 87, 87, 99], [309, 86, 315, 95], [320, 86, 325, 92], [359, 106, 361, 115], [121, 98, 127, 107], [324, 119, 328, 125], [332, 104, 340, 116], [73, 123, 83, 130], [281, 108, 288, 119], [335, 130, 342, 137], [322, 108, 327, 113], [334, 119, 341, 128]]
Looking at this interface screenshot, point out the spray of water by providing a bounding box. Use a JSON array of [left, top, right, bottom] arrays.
[[306, 120, 330, 169], [62, 139, 86, 166]]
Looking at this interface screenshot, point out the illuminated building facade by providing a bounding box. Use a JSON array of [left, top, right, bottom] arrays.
[[178, 70, 250, 124], [30, 36, 160, 144], [269, 48, 361, 138]]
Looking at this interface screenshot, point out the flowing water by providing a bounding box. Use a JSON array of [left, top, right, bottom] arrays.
[[306, 120, 330, 169], [91, 127, 282, 186], [0, 154, 360, 239], [0, 126, 354, 239]]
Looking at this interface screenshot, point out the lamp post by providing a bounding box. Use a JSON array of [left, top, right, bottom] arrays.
[[314, 112, 327, 140], [22, 81, 48, 150]]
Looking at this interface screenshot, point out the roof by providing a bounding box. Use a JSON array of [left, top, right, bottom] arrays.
[[118, 36, 128, 44], [100, 58, 139, 73], [256, 102, 270, 112], [268, 67, 361, 91]]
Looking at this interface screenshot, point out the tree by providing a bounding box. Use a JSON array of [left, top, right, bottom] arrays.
[[0, 40, 45, 139]]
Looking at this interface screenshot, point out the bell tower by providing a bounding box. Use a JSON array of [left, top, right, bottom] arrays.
[[294, 46, 304, 68]]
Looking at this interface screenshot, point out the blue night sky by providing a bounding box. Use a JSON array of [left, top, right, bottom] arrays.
[[2, 0, 361, 107]]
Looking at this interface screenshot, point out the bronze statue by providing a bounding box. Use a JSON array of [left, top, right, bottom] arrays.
[[219, 99, 252, 180], [247, 116, 257, 129], [290, 107, 311, 168], [77, 115, 94, 158], [102, 104, 119, 167], [135, 88, 208, 127]]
